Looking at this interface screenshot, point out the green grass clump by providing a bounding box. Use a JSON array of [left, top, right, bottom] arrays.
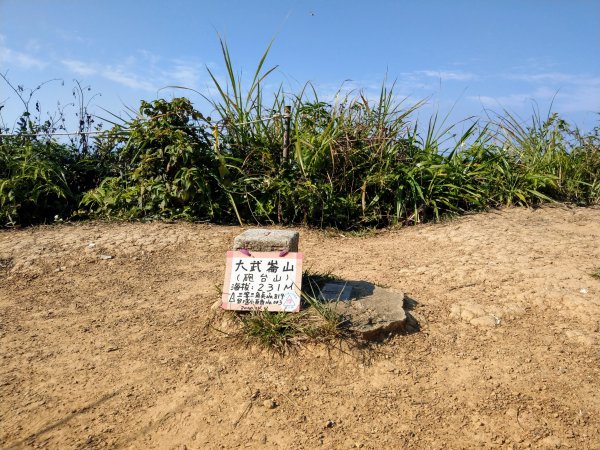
[[592, 267, 600, 280], [0, 137, 109, 226], [233, 271, 348, 353], [236, 298, 346, 354]]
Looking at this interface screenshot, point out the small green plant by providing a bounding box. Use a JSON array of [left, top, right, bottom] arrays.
[[233, 271, 348, 353], [237, 309, 307, 352], [592, 267, 600, 280], [236, 304, 345, 354], [302, 293, 348, 337]]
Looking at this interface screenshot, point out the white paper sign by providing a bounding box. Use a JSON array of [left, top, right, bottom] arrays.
[[221, 251, 303, 312]]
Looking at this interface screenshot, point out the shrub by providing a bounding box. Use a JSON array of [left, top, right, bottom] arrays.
[[82, 98, 225, 220], [0, 138, 74, 225]]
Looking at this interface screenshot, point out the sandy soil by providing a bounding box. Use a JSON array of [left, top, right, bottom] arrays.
[[0, 206, 599, 450]]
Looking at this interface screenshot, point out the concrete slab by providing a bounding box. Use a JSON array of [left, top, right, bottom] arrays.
[[233, 229, 299, 253], [318, 282, 353, 301], [333, 282, 408, 340]]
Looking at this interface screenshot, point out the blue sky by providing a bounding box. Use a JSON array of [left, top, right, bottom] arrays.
[[1, 0, 599, 132]]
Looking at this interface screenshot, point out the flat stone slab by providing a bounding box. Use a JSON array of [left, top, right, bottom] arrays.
[[319, 282, 353, 301], [333, 282, 408, 340], [233, 229, 299, 253]]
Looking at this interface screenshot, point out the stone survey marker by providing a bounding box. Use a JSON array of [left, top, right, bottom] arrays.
[[221, 229, 303, 312]]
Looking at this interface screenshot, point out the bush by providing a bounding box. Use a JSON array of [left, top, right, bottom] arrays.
[[82, 98, 225, 220], [0, 138, 74, 225], [0, 77, 110, 227]]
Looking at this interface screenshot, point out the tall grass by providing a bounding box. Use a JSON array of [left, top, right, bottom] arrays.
[[1, 39, 599, 228]]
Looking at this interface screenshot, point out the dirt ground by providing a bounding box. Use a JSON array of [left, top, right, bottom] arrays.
[[0, 206, 599, 450]]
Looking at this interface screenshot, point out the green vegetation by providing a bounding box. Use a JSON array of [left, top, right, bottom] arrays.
[[592, 267, 600, 280], [233, 273, 348, 353], [80, 98, 223, 220], [1, 40, 599, 229], [235, 303, 343, 354]]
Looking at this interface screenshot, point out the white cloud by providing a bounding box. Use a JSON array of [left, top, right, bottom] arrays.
[[468, 86, 559, 109], [470, 72, 600, 114], [554, 86, 600, 113], [61, 59, 97, 77], [59, 52, 206, 92], [139, 49, 161, 66], [25, 39, 42, 53], [469, 93, 534, 109], [102, 67, 157, 92], [419, 70, 477, 82], [61, 58, 157, 91], [55, 29, 91, 45], [505, 72, 600, 86], [166, 60, 202, 88], [0, 34, 45, 69]]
